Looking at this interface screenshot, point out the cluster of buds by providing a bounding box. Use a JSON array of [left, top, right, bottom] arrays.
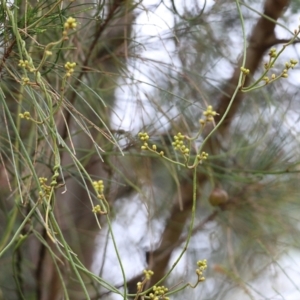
[[38, 167, 60, 201], [262, 45, 298, 82], [172, 132, 189, 156], [92, 204, 106, 215], [63, 17, 77, 37], [263, 48, 277, 70], [64, 17, 77, 30], [149, 285, 169, 300], [138, 132, 150, 148], [281, 70, 288, 79], [282, 58, 298, 78], [92, 181, 107, 214], [240, 66, 250, 75], [21, 76, 30, 85], [269, 47, 277, 58], [38, 177, 52, 198], [199, 105, 218, 125], [18, 60, 34, 72], [196, 259, 207, 282], [19, 111, 43, 125], [138, 131, 210, 164], [143, 269, 154, 280], [64, 62, 76, 77], [263, 58, 298, 83], [93, 180, 104, 195], [19, 111, 31, 120], [136, 269, 154, 293], [287, 58, 298, 69], [197, 151, 208, 164], [263, 74, 274, 83], [138, 132, 164, 156]]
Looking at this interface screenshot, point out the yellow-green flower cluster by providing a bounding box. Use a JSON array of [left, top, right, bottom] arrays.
[[172, 132, 189, 156], [64, 17, 77, 30], [138, 132, 150, 150], [63, 17, 77, 37], [281, 71, 288, 78], [38, 177, 51, 198], [138, 132, 149, 141], [136, 270, 154, 293], [65, 62, 76, 77], [18, 60, 29, 68], [93, 180, 104, 195], [197, 151, 208, 163], [136, 281, 143, 292], [92, 204, 106, 215], [18, 60, 34, 72], [196, 259, 207, 282], [143, 269, 154, 280], [263, 58, 298, 82], [200, 105, 218, 125], [138, 132, 165, 156], [203, 106, 217, 122], [282, 58, 298, 78], [92, 205, 101, 213], [21, 76, 30, 85], [240, 66, 250, 75], [149, 285, 169, 300], [287, 59, 298, 68], [262, 76, 270, 83], [19, 111, 31, 120], [269, 48, 277, 58]]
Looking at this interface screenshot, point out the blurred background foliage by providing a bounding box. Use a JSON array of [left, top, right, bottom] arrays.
[[0, 0, 300, 299]]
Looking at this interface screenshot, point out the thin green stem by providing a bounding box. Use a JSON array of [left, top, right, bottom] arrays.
[[0, 201, 39, 258]]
